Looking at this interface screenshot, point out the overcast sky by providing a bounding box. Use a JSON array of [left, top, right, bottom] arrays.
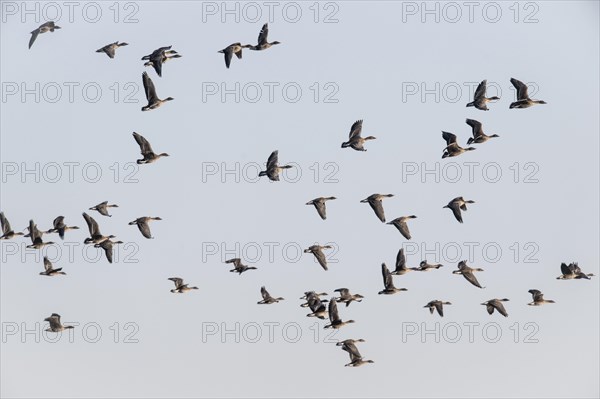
[[1, 1, 599, 398]]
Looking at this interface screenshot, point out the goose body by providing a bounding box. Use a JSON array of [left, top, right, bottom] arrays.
[[466, 79, 499, 110]]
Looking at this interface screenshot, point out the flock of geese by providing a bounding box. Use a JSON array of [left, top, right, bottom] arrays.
[[6, 20, 593, 368]]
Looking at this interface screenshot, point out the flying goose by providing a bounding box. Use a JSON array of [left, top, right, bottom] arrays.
[[26, 220, 55, 249], [452, 260, 485, 288], [481, 298, 510, 317], [141, 71, 174, 111], [466, 79, 499, 110], [303, 245, 332, 271], [94, 239, 124, 264], [29, 21, 60, 49], [128, 217, 162, 239], [306, 197, 337, 220], [82, 212, 115, 245], [168, 277, 198, 293], [305, 292, 329, 319], [89, 201, 119, 217], [417, 260, 444, 271], [39, 257, 66, 276], [391, 248, 419, 275], [249, 23, 281, 51], [556, 262, 594, 280], [334, 288, 364, 307], [258, 150, 293, 181], [133, 132, 169, 164], [44, 313, 74, 332], [378, 263, 408, 295], [424, 300, 451, 317], [509, 78, 547, 109], [360, 194, 394, 223], [225, 258, 257, 275], [442, 131, 475, 159], [324, 297, 355, 329], [218, 43, 251, 68], [0, 212, 24, 240], [257, 286, 284, 304], [46, 216, 79, 240], [527, 289, 556, 306], [337, 339, 373, 367], [443, 197, 475, 223], [96, 41, 128, 58], [387, 216, 417, 240], [341, 120, 376, 151], [466, 119, 499, 145]]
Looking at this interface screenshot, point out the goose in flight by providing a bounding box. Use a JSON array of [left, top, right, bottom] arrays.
[[129, 217, 162, 239], [391, 248, 419, 275], [257, 286, 284, 304], [218, 43, 251, 68], [324, 297, 355, 329], [225, 258, 257, 275], [360, 194, 394, 223], [39, 257, 66, 276], [334, 288, 364, 307], [527, 289, 556, 306], [337, 339, 374, 367], [306, 197, 337, 220], [94, 239, 124, 264], [46, 216, 79, 240], [89, 201, 119, 217], [466, 119, 499, 145], [509, 78, 547, 109], [44, 313, 74, 332], [387, 215, 417, 240], [249, 23, 281, 51], [466, 79, 499, 110], [133, 132, 169, 164], [443, 197, 475, 223], [0, 212, 24, 240], [96, 41, 128, 58], [26, 220, 54, 249], [258, 150, 293, 181], [303, 245, 333, 271], [168, 277, 198, 293], [424, 300, 451, 317], [378, 263, 408, 295], [142, 71, 174, 111], [29, 21, 60, 49], [452, 260, 485, 288], [341, 120, 376, 151], [305, 292, 328, 319], [417, 260, 444, 271], [442, 131, 475, 159], [82, 212, 115, 245], [481, 298, 510, 317], [556, 262, 594, 280]]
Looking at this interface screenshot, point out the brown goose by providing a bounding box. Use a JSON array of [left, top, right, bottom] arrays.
[[94, 239, 124, 264], [218, 43, 251, 68], [128, 217, 162, 239], [360, 193, 393, 223], [527, 289, 555, 306], [466, 79, 499, 110], [334, 288, 364, 307], [324, 297, 355, 329], [417, 260, 444, 271], [225, 258, 257, 275], [378, 263, 407, 295], [306, 197, 337, 220], [509, 78, 547, 109], [481, 298, 509, 317], [442, 131, 475, 159], [96, 41, 128, 58], [89, 201, 119, 217], [82, 212, 115, 245], [39, 257, 66, 276], [556, 262, 594, 280], [341, 120, 376, 151], [258, 150, 293, 181], [0, 212, 24, 240], [44, 313, 74, 332], [466, 119, 499, 145], [305, 292, 328, 319], [168, 277, 198, 293], [141, 71, 174, 111], [443, 197, 475, 223], [452, 260, 485, 289], [424, 300, 451, 317], [257, 286, 284, 304], [337, 339, 374, 367], [46, 216, 79, 240], [133, 132, 169, 164], [303, 245, 332, 271], [26, 220, 55, 249], [391, 248, 419, 275], [29, 21, 60, 49], [387, 216, 417, 240], [248, 23, 281, 51]]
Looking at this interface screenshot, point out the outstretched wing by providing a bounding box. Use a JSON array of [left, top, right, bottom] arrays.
[[395, 248, 406, 272], [29, 29, 40, 49], [133, 132, 154, 155], [137, 221, 152, 239], [449, 203, 463, 223], [266, 150, 279, 169], [0, 212, 10, 234], [169, 277, 184, 288], [82, 212, 99, 236], [313, 248, 328, 270], [474, 80, 487, 100], [257, 23, 269, 45], [43, 257, 53, 271], [142, 72, 159, 102], [328, 298, 339, 322], [260, 286, 270, 300], [369, 199, 386, 223], [466, 119, 484, 138], [462, 271, 483, 288], [349, 120, 363, 140], [442, 131, 457, 146], [510, 78, 529, 100]]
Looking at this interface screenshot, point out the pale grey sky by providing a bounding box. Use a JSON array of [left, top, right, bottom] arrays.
[[1, 1, 599, 398]]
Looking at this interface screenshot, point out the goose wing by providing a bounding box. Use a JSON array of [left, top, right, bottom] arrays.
[[442, 131, 458, 146], [328, 298, 339, 323], [82, 212, 100, 236], [474, 80, 487, 100], [169, 277, 184, 288], [395, 248, 406, 272], [369, 198, 386, 223], [462, 271, 483, 288], [494, 301, 508, 317], [313, 248, 328, 270], [314, 200, 327, 220], [257, 23, 269, 45], [43, 257, 53, 271], [510, 78, 529, 100], [381, 263, 393, 289], [466, 118, 484, 138], [133, 132, 155, 156], [560, 262, 572, 276], [28, 28, 40, 49], [142, 72, 159, 103], [348, 120, 363, 140], [0, 212, 10, 234], [342, 342, 362, 360], [448, 202, 463, 223], [137, 220, 152, 239]]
